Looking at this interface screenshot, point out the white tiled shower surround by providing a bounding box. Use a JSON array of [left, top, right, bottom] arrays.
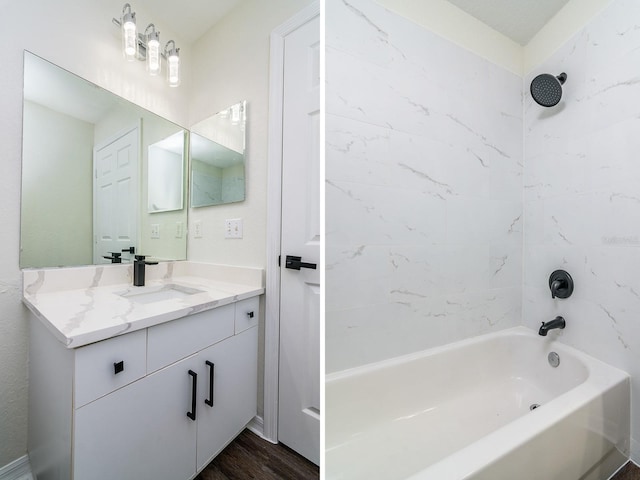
[[326, 0, 640, 462], [523, 0, 640, 459], [326, 0, 523, 372]]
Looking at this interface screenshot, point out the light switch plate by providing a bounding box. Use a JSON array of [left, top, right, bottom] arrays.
[[225, 218, 243, 239], [151, 224, 160, 239], [193, 220, 203, 239], [175, 221, 184, 239]]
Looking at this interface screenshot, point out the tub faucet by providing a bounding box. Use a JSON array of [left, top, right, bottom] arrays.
[[539, 316, 566, 336], [133, 255, 158, 287]]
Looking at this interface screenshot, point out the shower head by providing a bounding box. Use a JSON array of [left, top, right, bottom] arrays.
[[530, 72, 567, 107]]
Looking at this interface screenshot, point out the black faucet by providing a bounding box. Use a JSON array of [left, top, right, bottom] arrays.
[[539, 316, 566, 336], [133, 255, 158, 287]]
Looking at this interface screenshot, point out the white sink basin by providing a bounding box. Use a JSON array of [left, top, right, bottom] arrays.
[[119, 284, 205, 304]]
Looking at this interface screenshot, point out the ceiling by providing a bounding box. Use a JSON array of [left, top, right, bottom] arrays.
[[135, 0, 244, 44], [445, 0, 572, 45], [130, 0, 571, 49]]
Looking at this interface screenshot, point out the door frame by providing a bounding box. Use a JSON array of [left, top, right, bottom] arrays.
[[92, 121, 141, 264], [264, 1, 320, 444]]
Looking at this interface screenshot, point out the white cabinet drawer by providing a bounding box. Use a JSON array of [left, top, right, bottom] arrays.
[[147, 304, 235, 373], [74, 329, 147, 408], [234, 297, 259, 334]]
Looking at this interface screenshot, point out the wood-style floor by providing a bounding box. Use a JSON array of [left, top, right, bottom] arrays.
[[613, 462, 640, 480], [195, 432, 640, 480], [195, 430, 319, 480]]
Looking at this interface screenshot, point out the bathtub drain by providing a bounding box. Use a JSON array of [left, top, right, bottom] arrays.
[[530, 403, 540, 411]]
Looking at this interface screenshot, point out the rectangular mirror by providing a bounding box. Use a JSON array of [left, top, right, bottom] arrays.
[[21, 51, 188, 268], [148, 131, 185, 213], [190, 101, 246, 208]]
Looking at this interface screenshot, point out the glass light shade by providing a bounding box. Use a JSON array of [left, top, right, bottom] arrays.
[[122, 18, 137, 61], [167, 53, 180, 87], [231, 104, 241, 125], [147, 38, 161, 75]]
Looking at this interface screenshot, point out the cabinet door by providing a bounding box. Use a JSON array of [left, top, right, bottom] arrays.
[[74, 355, 199, 480], [196, 326, 258, 470]]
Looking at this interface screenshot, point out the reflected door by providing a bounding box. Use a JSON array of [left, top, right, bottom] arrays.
[[278, 14, 320, 465], [93, 126, 139, 263]]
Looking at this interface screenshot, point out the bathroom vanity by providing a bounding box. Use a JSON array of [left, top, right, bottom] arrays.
[[23, 261, 263, 480]]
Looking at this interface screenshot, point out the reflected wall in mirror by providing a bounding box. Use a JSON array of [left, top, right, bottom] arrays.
[[190, 101, 246, 208], [148, 131, 185, 213], [21, 51, 188, 269]]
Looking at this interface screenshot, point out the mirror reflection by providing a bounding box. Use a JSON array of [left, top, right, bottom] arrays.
[[148, 131, 185, 213], [190, 101, 246, 208], [20, 51, 188, 268]]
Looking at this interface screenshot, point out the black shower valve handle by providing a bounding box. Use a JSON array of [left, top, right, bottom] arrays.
[[549, 270, 574, 299]]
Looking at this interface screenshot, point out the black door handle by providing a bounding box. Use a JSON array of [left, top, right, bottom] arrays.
[[205, 361, 214, 407], [187, 370, 197, 421], [285, 255, 317, 270]]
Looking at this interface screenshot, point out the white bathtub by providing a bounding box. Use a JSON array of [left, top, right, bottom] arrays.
[[326, 326, 630, 480]]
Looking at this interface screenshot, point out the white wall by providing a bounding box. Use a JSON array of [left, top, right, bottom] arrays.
[[373, 0, 615, 77], [374, 0, 522, 75], [0, 0, 188, 467], [523, 0, 640, 461], [326, 0, 523, 373], [188, 0, 314, 417], [524, 0, 614, 74], [188, 0, 313, 267]]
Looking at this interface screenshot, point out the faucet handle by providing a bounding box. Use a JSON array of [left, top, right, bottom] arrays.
[[122, 246, 135, 254], [135, 254, 159, 265], [549, 270, 574, 299]]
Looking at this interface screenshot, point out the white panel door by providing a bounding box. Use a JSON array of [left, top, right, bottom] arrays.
[[278, 14, 320, 465], [94, 126, 139, 263]]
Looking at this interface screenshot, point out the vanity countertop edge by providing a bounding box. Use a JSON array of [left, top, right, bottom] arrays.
[[22, 261, 265, 349]]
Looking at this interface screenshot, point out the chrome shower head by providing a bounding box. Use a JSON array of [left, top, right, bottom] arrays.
[[530, 72, 567, 107]]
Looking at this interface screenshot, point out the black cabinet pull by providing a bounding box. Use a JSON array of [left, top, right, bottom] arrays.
[[205, 361, 215, 407], [114, 361, 124, 375], [247, 311, 254, 319], [285, 255, 317, 270], [187, 370, 197, 421]]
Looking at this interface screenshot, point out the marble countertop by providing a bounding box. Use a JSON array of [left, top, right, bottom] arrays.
[[22, 262, 264, 348]]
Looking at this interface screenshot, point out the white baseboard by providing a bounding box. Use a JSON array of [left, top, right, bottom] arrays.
[[246, 415, 277, 444], [0, 455, 33, 480]]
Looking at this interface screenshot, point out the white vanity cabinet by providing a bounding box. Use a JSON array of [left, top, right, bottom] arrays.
[[28, 297, 259, 480]]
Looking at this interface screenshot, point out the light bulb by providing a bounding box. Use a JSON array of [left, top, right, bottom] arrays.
[[231, 104, 241, 125], [165, 43, 180, 87], [122, 9, 137, 61], [147, 38, 161, 75]]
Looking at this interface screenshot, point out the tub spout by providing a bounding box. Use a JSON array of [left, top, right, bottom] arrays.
[[539, 316, 566, 336]]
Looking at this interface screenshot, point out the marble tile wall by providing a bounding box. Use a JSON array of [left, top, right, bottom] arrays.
[[522, 0, 640, 460], [326, 0, 523, 373]]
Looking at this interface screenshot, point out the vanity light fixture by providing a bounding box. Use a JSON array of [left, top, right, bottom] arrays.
[[112, 4, 181, 87], [145, 24, 161, 75], [165, 40, 180, 87], [121, 3, 137, 61], [231, 104, 241, 125]]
